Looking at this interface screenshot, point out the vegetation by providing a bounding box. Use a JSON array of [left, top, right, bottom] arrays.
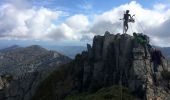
[[32, 61, 76, 100], [65, 85, 134, 100], [161, 70, 170, 81], [1, 74, 13, 82]]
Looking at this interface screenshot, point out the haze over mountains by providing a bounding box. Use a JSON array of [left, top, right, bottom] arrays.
[[43, 45, 86, 59], [1, 44, 169, 59], [159, 47, 170, 59], [0, 45, 86, 59]]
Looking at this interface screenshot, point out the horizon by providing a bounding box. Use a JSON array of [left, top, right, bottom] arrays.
[[0, 0, 170, 47]]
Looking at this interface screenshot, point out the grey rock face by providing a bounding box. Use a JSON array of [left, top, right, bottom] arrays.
[[0, 77, 5, 90], [72, 32, 170, 99]]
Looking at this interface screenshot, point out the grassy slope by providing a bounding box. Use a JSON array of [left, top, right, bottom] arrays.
[[32, 61, 75, 100], [65, 85, 134, 100]]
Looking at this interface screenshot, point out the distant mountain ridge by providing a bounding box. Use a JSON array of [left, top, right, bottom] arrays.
[[0, 45, 86, 59], [0, 45, 22, 53], [1, 45, 169, 59], [0, 45, 71, 100], [159, 47, 170, 59], [43, 45, 86, 58]]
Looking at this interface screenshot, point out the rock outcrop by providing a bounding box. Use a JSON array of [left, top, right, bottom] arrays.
[[33, 32, 170, 100], [87, 32, 170, 99]]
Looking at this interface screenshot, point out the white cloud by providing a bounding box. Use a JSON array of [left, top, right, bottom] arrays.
[[66, 14, 89, 32], [87, 1, 170, 46], [90, 1, 169, 34], [0, 1, 91, 41], [153, 3, 166, 11], [6, 0, 31, 9], [47, 23, 77, 40], [0, 3, 63, 40], [1, 1, 170, 46]]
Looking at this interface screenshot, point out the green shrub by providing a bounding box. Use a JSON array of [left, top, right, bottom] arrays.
[[2, 74, 13, 82], [65, 85, 134, 100], [161, 70, 170, 81]]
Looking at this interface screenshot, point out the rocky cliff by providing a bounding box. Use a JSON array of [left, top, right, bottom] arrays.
[[0, 45, 71, 100], [33, 32, 170, 100]]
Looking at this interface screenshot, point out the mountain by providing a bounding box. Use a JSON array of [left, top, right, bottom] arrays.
[[159, 47, 170, 59], [0, 45, 86, 59], [0, 45, 71, 100], [43, 45, 86, 59], [0, 45, 22, 53], [33, 32, 170, 100], [2, 45, 169, 59]]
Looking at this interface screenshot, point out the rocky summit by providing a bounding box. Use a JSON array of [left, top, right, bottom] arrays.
[[33, 32, 170, 100], [0, 45, 71, 100]]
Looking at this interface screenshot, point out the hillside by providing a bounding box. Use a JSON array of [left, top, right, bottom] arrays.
[[0, 45, 71, 100]]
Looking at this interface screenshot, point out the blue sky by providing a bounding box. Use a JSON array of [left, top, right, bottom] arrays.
[[1, 0, 169, 17], [0, 0, 170, 47], [6, 0, 168, 14], [31, 0, 170, 12]]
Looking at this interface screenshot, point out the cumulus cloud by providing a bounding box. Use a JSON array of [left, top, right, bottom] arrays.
[[47, 14, 90, 41], [0, 1, 91, 41], [66, 14, 89, 32], [0, 2, 64, 40], [87, 1, 170, 46], [90, 1, 169, 34], [0, 1, 170, 46], [47, 23, 76, 40], [6, 0, 31, 9], [153, 3, 166, 11]]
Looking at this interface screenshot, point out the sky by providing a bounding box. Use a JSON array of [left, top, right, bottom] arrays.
[[0, 0, 170, 47]]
